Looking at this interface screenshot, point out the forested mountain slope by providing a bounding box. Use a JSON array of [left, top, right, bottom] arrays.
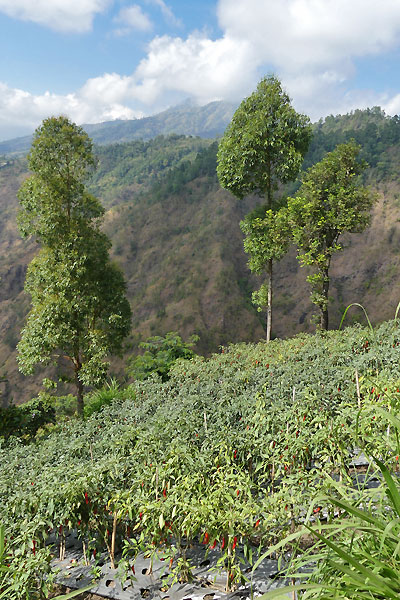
[[0, 100, 236, 157], [1, 108, 400, 404]]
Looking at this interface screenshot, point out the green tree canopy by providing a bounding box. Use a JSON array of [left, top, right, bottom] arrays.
[[217, 75, 311, 206], [240, 206, 291, 315], [288, 140, 375, 330], [217, 75, 311, 340], [17, 116, 132, 414], [127, 332, 199, 382]]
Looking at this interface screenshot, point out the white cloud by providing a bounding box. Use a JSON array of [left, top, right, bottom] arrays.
[[145, 0, 181, 27], [113, 4, 153, 35], [0, 80, 143, 140], [126, 0, 400, 118], [218, 0, 400, 71], [216, 0, 400, 117], [133, 33, 255, 104], [2, 0, 400, 140], [0, 0, 110, 32], [383, 93, 400, 116]]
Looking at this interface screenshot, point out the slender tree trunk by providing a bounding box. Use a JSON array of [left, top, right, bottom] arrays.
[[265, 177, 273, 342], [266, 258, 273, 342], [320, 267, 330, 330], [75, 361, 84, 416]]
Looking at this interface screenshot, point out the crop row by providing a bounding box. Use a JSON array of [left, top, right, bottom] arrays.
[[2, 320, 400, 597]]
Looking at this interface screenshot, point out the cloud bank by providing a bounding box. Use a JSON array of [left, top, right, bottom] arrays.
[[0, 0, 110, 33], [1, 0, 400, 139]]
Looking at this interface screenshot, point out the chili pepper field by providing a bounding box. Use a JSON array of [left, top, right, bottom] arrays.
[[2, 320, 400, 598]]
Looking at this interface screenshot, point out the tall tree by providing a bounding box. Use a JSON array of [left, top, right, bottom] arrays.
[[17, 116, 132, 415], [288, 140, 375, 330], [217, 75, 311, 341]]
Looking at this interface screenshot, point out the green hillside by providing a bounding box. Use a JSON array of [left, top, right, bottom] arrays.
[[2, 319, 400, 596], [1, 108, 400, 403]]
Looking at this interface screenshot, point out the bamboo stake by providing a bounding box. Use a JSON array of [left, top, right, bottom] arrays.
[[355, 370, 361, 408], [110, 512, 117, 569]]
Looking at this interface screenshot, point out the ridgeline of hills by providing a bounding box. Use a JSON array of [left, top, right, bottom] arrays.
[[0, 100, 236, 157], [1, 103, 400, 404]]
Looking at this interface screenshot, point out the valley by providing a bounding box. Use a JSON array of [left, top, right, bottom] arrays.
[[1, 104, 400, 403]]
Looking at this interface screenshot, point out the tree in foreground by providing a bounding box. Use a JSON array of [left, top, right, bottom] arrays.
[[288, 140, 375, 330], [217, 75, 311, 341], [17, 116, 132, 415]]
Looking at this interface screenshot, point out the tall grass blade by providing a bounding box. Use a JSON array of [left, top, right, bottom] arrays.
[[0, 524, 4, 560], [305, 526, 399, 598], [258, 583, 331, 599], [373, 456, 400, 518], [394, 300, 400, 324], [51, 583, 94, 599], [339, 303, 373, 333]]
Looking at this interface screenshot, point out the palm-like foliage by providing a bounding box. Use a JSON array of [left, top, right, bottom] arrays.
[[261, 409, 400, 599]]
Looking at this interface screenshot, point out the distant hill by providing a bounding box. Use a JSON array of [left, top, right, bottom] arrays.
[[1, 108, 400, 404], [0, 100, 236, 157]]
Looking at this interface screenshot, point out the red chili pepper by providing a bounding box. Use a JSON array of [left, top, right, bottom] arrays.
[[210, 539, 217, 549], [221, 537, 225, 549], [255, 519, 260, 528], [77, 520, 81, 526], [139, 512, 143, 520], [303, 415, 306, 421], [236, 489, 240, 497], [232, 536, 237, 550], [131, 565, 135, 575], [163, 488, 167, 498], [32, 540, 36, 556], [85, 492, 89, 505], [203, 532, 209, 544], [233, 450, 237, 459]]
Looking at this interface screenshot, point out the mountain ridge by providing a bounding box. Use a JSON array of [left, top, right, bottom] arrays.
[[0, 100, 237, 156]]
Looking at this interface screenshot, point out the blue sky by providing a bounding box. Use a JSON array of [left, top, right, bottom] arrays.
[[1, 0, 400, 141]]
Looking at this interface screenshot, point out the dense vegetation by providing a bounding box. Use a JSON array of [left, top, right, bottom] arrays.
[[2, 319, 400, 596], [304, 106, 400, 182], [89, 134, 212, 206], [2, 106, 400, 404]]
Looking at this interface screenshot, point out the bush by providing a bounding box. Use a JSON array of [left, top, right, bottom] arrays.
[[0, 394, 55, 441], [126, 331, 199, 381]]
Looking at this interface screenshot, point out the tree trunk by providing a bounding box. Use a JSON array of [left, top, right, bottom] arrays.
[[320, 267, 329, 330], [75, 361, 84, 416], [265, 179, 273, 343], [266, 258, 273, 342]]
